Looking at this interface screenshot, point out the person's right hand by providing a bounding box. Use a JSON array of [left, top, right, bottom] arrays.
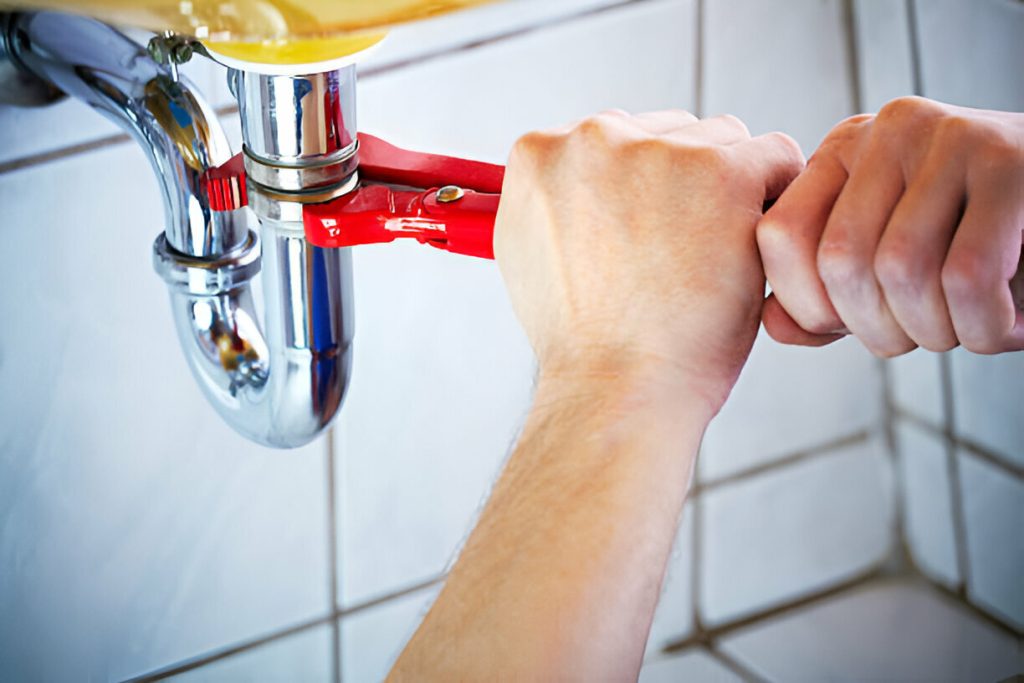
[[494, 110, 804, 415], [757, 96, 1024, 356]]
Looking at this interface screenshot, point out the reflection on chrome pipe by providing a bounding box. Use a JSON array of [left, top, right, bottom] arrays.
[[231, 67, 360, 193], [4, 12, 247, 257], [154, 229, 354, 448], [4, 11, 353, 447]]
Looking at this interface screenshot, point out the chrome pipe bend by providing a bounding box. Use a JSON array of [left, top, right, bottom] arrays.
[[5, 12, 353, 448], [154, 230, 354, 448]]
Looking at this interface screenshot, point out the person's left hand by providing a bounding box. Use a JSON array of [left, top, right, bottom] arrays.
[[756, 96, 1024, 356]]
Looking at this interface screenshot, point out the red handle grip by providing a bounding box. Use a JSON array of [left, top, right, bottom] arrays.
[[303, 186, 499, 259], [302, 134, 505, 258], [357, 133, 505, 195]]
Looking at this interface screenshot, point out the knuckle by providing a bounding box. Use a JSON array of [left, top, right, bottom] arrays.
[[831, 113, 874, 138], [817, 239, 867, 289], [620, 134, 667, 157], [765, 131, 806, 167], [835, 112, 875, 131], [663, 108, 698, 121], [716, 113, 751, 136], [574, 115, 606, 137], [876, 96, 940, 129], [510, 130, 560, 165], [756, 215, 793, 250], [874, 241, 923, 292], [514, 129, 555, 153], [816, 114, 872, 159], [941, 250, 988, 299]]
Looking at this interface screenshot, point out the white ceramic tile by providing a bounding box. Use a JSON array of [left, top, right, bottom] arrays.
[[0, 143, 331, 681], [703, 0, 855, 152], [645, 502, 695, 658], [700, 334, 883, 482], [721, 579, 1024, 682], [337, 0, 698, 607], [959, 451, 1024, 629], [888, 349, 944, 428], [915, 0, 1024, 112], [852, 0, 916, 111], [701, 437, 894, 626], [950, 349, 1024, 469], [639, 649, 743, 683], [361, 0, 629, 73], [341, 585, 441, 683], [896, 419, 960, 587], [167, 625, 334, 683], [357, 0, 696, 164]]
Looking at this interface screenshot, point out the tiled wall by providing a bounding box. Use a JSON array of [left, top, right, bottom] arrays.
[[0, 0, 1020, 681]]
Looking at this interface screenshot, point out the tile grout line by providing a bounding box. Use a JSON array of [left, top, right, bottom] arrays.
[[325, 428, 342, 683], [905, 0, 924, 98], [880, 358, 915, 572], [125, 574, 448, 682], [841, 0, 864, 115], [0, 102, 241, 176], [662, 563, 888, 655], [705, 644, 769, 683], [0, 0, 661, 177], [893, 407, 1024, 481], [694, 0, 705, 121], [696, 429, 871, 493], [939, 353, 971, 598], [917, 571, 1024, 638], [122, 613, 338, 682], [0, 130, 132, 175], [338, 574, 447, 618]]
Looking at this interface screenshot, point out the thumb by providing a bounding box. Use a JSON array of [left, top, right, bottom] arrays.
[[762, 293, 846, 347]]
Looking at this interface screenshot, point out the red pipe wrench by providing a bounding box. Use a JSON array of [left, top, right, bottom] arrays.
[[204, 134, 504, 259]]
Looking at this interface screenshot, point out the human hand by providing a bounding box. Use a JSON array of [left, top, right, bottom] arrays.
[[494, 110, 804, 415], [757, 96, 1024, 356]]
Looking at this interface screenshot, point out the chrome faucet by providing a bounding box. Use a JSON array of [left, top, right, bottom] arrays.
[[1, 12, 355, 448]]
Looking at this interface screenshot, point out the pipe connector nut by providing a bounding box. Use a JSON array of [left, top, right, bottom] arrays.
[[153, 229, 261, 295]]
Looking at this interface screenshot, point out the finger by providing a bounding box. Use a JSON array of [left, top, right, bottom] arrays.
[[631, 109, 699, 135], [818, 139, 916, 357], [737, 131, 806, 200], [666, 114, 752, 146], [874, 149, 965, 352], [942, 182, 1024, 353], [756, 147, 845, 335], [762, 293, 846, 347]]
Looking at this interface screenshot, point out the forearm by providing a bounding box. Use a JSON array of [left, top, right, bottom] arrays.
[[389, 367, 712, 680]]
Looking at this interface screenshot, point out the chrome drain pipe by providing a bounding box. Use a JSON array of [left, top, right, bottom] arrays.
[[2, 12, 354, 447]]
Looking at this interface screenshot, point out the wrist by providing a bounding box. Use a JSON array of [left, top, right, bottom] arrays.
[[536, 345, 730, 422], [534, 348, 722, 429]]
